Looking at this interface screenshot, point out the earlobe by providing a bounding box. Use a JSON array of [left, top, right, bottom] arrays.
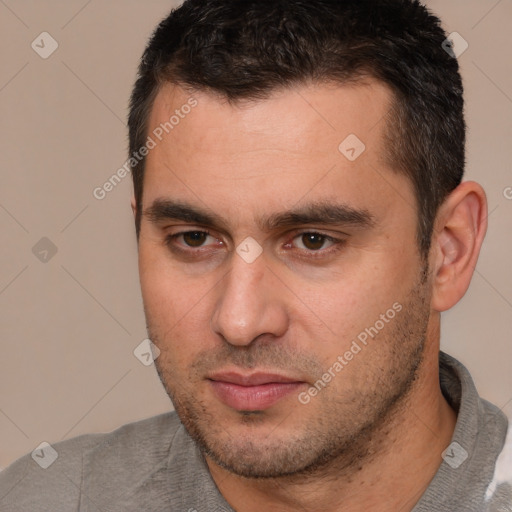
[[430, 181, 488, 312]]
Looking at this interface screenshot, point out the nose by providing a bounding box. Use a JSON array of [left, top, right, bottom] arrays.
[[210, 252, 289, 346]]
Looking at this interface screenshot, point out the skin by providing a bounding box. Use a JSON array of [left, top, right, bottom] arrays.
[[132, 79, 487, 511]]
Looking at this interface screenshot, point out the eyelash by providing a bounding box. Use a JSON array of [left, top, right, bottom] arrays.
[[163, 229, 346, 259]]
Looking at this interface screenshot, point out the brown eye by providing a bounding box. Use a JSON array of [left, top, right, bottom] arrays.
[[300, 233, 328, 251], [182, 231, 209, 247]]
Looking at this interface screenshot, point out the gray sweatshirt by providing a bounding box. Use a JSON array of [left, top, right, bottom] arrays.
[[0, 352, 510, 511]]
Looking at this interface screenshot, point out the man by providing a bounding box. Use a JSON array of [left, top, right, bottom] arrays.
[[1, 0, 511, 510]]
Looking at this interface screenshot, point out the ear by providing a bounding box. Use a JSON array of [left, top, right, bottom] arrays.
[[430, 181, 488, 312], [130, 195, 137, 218]]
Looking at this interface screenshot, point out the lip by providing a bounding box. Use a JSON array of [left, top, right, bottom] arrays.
[[208, 371, 302, 386], [208, 371, 305, 411]]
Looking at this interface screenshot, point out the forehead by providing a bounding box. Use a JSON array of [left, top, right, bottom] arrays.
[[142, 80, 414, 228], [148, 79, 393, 158]]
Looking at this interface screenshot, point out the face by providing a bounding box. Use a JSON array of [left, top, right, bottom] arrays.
[[136, 80, 432, 478]]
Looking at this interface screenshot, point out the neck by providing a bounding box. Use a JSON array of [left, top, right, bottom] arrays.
[[205, 343, 457, 512]]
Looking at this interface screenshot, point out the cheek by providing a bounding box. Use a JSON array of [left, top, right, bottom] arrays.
[[139, 245, 215, 359], [301, 258, 413, 354], [140, 263, 174, 322], [139, 242, 188, 316]]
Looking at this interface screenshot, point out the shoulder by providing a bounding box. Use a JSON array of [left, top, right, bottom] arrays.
[[0, 412, 180, 511], [85, 410, 182, 462]]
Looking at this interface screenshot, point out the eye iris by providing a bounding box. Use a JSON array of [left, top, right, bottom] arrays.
[[302, 233, 325, 250], [183, 231, 207, 247]]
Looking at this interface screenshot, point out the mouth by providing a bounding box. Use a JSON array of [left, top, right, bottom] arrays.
[[207, 371, 305, 411]]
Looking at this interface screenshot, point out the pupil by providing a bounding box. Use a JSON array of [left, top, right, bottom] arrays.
[[184, 232, 206, 247], [303, 233, 324, 250]]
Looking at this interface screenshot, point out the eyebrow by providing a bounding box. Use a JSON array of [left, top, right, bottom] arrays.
[[143, 198, 376, 232]]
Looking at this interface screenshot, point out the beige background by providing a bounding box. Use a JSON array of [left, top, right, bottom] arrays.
[[0, 0, 511, 470]]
